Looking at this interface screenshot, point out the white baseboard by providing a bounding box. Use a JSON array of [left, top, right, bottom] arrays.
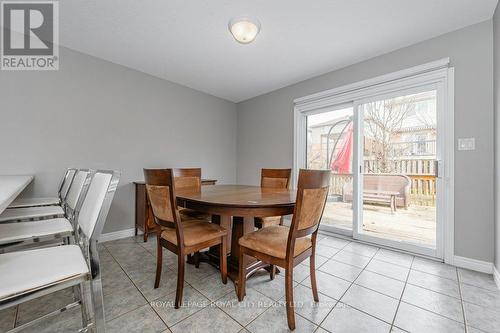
[[100, 227, 140, 243], [494, 265, 500, 290], [452, 255, 493, 274]]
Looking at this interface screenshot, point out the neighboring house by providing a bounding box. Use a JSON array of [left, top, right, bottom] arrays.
[[307, 90, 437, 172]]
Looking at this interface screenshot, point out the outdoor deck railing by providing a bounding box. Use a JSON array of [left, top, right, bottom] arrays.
[[363, 158, 435, 175]]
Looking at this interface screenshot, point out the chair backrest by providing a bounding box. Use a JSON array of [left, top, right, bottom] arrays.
[[261, 168, 292, 189], [144, 169, 185, 244], [59, 168, 77, 201], [76, 170, 119, 240], [64, 169, 92, 218], [173, 168, 202, 192], [287, 169, 331, 257], [73, 169, 119, 295]]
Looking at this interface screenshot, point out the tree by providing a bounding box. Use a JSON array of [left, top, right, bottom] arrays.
[[364, 96, 416, 173]]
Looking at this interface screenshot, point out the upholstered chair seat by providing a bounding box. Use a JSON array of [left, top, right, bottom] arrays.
[[0, 206, 65, 222], [7, 168, 77, 209], [0, 218, 73, 246], [239, 225, 311, 259], [0, 245, 89, 302], [0, 169, 89, 223], [8, 197, 60, 209], [161, 220, 226, 247]]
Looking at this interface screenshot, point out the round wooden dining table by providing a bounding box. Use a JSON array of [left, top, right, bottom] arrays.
[[176, 185, 297, 282]]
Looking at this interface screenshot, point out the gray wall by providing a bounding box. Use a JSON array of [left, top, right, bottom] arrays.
[[494, 5, 500, 271], [237, 21, 494, 262], [0, 47, 237, 234]]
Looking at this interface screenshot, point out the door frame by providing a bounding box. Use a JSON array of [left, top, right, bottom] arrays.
[[293, 59, 454, 262]]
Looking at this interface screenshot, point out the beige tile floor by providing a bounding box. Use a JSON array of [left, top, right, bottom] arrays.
[[0, 234, 499, 333]]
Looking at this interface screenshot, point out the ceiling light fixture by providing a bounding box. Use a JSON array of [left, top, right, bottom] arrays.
[[228, 17, 261, 44]]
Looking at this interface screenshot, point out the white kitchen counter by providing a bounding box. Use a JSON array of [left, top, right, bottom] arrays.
[[0, 176, 34, 215]]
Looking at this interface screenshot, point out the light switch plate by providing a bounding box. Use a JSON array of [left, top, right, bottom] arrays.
[[457, 138, 475, 151]]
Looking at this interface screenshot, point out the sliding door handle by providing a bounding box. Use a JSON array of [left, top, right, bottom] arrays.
[[434, 160, 442, 178]]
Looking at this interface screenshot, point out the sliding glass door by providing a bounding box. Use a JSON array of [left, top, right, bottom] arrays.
[[352, 87, 441, 256], [306, 106, 354, 235], [303, 83, 445, 258]]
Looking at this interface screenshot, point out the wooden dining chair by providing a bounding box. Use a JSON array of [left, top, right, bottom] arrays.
[[238, 169, 331, 330], [254, 168, 292, 228], [141, 168, 210, 242], [173, 168, 211, 267], [144, 168, 227, 308], [173, 168, 211, 221]]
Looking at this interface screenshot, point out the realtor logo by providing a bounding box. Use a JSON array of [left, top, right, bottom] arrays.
[[1, 1, 59, 70]]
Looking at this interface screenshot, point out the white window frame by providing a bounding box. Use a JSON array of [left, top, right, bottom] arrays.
[[293, 58, 454, 262]]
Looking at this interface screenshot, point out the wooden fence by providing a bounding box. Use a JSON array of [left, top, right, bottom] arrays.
[[330, 159, 436, 206], [363, 159, 435, 175]]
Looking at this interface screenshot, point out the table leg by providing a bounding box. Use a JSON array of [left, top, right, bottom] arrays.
[[228, 217, 280, 282], [209, 215, 232, 255], [220, 215, 233, 255], [229, 216, 254, 261], [197, 215, 278, 283]]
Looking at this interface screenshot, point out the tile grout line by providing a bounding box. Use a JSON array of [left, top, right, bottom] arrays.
[[131, 237, 247, 330], [142, 261, 214, 329], [385, 263, 475, 330], [410, 266, 458, 282], [240, 270, 303, 329], [210, 290, 262, 330], [238, 276, 297, 331], [106, 236, 484, 333], [168, 297, 243, 332], [389, 255, 414, 332], [393, 261, 474, 330], [241, 289, 325, 331], [318, 250, 412, 330], [102, 242, 156, 322], [315, 247, 382, 331], [456, 268, 468, 333], [13, 236, 492, 333], [240, 241, 350, 331], [12, 305, 19, 329], [361, 258, 469, 309], [140, 234, 352, 331], [103, 240, 182, 330], [403, 283, 461, 301], [392, 299, 470, 326], [104, 237, 464, 332]]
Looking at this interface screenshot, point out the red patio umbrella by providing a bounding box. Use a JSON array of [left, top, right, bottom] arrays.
[[330, 122, 353, 174]]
